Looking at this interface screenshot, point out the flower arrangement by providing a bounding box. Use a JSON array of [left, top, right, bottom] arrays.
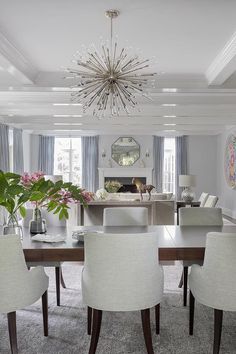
[[95, 188, 109, 200], [104, 180, 123, 193], [20, 172, 94, 219], [0, 170, 94, 229]]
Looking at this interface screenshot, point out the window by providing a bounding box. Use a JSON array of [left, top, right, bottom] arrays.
[[163, 138, 175, 194], [54, 138, 82, 185]]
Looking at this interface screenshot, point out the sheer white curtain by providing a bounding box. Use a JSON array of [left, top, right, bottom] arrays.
[[153, 136, 164, 192], [13, 128, 24, 174], [175, 136, 188, 199], [81, 136, 98, 192], [38, 135, 55, 174]]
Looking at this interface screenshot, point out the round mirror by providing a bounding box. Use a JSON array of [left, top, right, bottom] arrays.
[[111, 137, 140, 166]]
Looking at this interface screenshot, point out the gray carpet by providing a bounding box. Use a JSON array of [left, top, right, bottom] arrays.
[[0, 263, 236, 354]]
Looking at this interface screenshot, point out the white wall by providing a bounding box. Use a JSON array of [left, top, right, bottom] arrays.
[[29, 134, 40, 172], [188, 135, 218, 199], [216, 129, 236, 218], [99, 135, 153, 168]]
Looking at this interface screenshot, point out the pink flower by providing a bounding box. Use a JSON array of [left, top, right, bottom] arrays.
[[81, 191, 94, 203], [21, 171, 44, 186]]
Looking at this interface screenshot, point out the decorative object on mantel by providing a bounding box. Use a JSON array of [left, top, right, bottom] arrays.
[[132, 177, 155, 201], [112, 137, 140, 166], [105, 180, 123, 193], [96, 188, 109, 200], [179, 174, 196, 203], [101, 149, 106, 158], [65, 9, 156, 117], [224, 133, 236, 188]]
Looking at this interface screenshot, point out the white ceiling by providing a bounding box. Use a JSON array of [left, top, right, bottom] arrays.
[[0, 0, 236, 135]]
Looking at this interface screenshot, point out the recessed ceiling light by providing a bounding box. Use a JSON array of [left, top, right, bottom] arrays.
[[162, 88, 177, 92], [52, 87, 81, 91], [54, 129, 82, 132], [54, 123, 83, 126], [162, 103, 176, 107], [164, 129, 176, 132], [53, 114, 82, 118], [53, 103, 82, 106], [164, 123, 176, 126], [8, 114, 14, 117], [163, 115, 176, 118]]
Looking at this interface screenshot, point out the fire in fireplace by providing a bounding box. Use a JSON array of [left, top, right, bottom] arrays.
[[104, 177, 146, 193]]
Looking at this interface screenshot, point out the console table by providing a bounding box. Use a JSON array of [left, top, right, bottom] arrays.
[[77, 199, 175, 225]]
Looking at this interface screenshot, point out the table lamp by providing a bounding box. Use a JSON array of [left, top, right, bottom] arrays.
[[179, 174, 196, 202]]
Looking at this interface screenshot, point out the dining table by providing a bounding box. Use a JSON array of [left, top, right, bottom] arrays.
[[19, 224, 236, 263]]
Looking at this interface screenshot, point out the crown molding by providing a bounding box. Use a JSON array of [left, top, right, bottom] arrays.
[[0, 30, 38, 84], [206, 31, 236, 85]]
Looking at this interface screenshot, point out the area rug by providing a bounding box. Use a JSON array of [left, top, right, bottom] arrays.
[[0, 263, 235, 354]]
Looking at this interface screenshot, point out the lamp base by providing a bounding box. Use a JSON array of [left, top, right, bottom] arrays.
[[181, 188, 195, 203]]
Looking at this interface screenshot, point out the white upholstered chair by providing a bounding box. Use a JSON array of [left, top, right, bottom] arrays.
[[103, 207, 149, 226], [23, 208, 66, 306], [0, 235, 49, 354], [204, 195, 218, 208], [179, 207, 223, 306], [198, 192, 209, 207], [82, 232, 164, 354], [189, 232, 236, 354]]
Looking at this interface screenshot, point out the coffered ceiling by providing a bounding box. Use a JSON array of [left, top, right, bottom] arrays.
[[0, 0, 236, 135]]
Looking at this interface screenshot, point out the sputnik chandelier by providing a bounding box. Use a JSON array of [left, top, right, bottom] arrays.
[[66, 10, 156, 117]]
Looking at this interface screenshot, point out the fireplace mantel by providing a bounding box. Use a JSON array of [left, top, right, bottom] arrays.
[[98, 168, 153, 188]]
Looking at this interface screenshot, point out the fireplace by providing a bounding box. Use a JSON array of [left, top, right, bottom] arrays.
[[98, 168, 153, 190], [104, 177, 146, 193]]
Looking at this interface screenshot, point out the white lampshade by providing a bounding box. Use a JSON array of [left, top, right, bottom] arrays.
[[179, 174, 196, 187]]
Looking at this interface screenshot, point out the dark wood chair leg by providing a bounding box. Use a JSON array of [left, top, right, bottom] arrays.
[[178, 271, 183, 288], [141, 309, 154, 354], [213, 309, 223, 354], [88, 309, 102, 354], [155, 304, 160, 335], [42, 291, 48, 337], [7, 312, 17, 354], [87, 306, 93, 335], [55, 266, 61, 306], [60, 268, 66, 289], [189, 291, 195, 335], [183, 266, 188, 306]]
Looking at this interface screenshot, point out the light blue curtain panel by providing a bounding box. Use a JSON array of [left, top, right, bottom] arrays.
[[175, 135, 188, 199], [81, 136, 99, 192], [38, 135, 55, 174], [153, 136, 164, 191], [13, 128, 24, 174], [0, 123, 10, 172]]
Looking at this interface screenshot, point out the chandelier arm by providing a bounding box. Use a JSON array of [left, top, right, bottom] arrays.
[[101, 46, 111, 71], [89, 53, 108, 72], [117, 64, 149, 77], [74, 62, 103, 75], [113, 48, 126, 71], [113, 83, 127, 110], [75, 79, 106, 93], [85, 80, 110, 103], [116, 83, 137, 107], [119, 58, 150, 73]]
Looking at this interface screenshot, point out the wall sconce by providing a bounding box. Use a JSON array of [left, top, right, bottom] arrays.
[[145, 149, 150, 158], [102, 149, 106, 158]]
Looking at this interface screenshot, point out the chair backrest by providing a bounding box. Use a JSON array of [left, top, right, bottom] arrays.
[[22, 208, 66, 227], [204, 195, 218, 208], [179, 207, 223, 226], [201, 232, 236, 310], [82, 232, 163, 311], [103, 207, 148, 226], [198, 192, 209, 207]]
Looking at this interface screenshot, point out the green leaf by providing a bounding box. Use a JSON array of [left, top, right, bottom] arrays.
[[7, 185, 24, 196], [30, 191, 45, 201], [19, 205, 26, 218], [4, 172, 21, 180]]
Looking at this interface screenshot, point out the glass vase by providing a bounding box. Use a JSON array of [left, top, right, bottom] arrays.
[[3, 214, 23, 239], [29, 207, 47, 234]]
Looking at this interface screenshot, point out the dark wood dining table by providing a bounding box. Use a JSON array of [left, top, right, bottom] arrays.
[[20, 224, 236, 263]]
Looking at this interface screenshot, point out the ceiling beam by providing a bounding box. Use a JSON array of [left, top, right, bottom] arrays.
[[0, 30, 38, 84], [206, 31, 236, 85]]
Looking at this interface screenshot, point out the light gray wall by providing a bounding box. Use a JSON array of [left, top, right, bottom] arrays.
[[216, 129, 236, 218], [22, 131, 31, 172], [188, 135, 218, 199], [29, 134, 39, 172], [99, 135, 153, 168]]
